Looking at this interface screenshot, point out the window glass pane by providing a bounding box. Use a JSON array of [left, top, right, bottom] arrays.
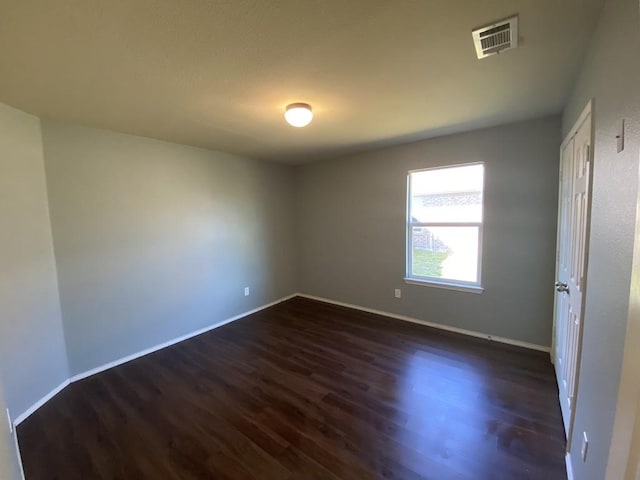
[[411, 226, 479, 282], [410, 164, 484, 223]]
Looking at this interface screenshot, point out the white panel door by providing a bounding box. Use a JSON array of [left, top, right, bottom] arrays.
[[553, 107, 592, 440]]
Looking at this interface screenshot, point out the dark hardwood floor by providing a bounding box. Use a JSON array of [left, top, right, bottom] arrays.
[[18, 297, 567, 480]]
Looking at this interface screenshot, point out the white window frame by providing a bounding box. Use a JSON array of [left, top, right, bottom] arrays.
[[405, 162, 485, 293]]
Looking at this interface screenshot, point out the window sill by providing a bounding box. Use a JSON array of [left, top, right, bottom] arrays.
[[403, 278, 484, 294]]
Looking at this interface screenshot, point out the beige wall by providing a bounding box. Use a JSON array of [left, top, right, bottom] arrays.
[[42, 120, 297, 375], [562, 0, 640, 478], [296, 116, 560, 347], [0, 103, 69, 422]]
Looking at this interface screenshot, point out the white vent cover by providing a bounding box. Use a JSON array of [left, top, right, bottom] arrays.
[[472, 15, 518, 59]]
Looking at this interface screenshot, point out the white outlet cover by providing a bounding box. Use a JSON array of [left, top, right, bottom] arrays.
[[6, 408, 12, 433], [244, 287, 250, 296], [394, 289, 401, 298]]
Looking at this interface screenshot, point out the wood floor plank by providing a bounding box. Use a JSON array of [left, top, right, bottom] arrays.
[[18, 296, 567, 479]]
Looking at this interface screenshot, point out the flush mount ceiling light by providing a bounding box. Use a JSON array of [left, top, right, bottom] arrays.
[[284, 103, 313, 127]]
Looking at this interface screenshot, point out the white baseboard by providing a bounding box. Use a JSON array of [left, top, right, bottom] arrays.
[[69, 293, 296, 383], [566, 452, 574, 480], [14, 293, 296, 426], [14, 291, 548, 427], [296, 293, 551, 353], [13, 379, 69, 426]]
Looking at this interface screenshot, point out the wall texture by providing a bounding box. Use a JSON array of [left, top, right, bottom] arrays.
[[626, 392, 640, 479], [0, 385, 22, 480], [608, 131, 640, 480], [0, 103, 69, 421], [42, 121, 296, 376], [0, 386, 22, 480], [296, 116, 561, 347], [561, 0, 640, 478]]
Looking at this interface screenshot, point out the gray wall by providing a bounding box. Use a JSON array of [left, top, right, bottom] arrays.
[[0, 103, 69, 420], [561, 0, 640, 478], [296, 116, 561, 347], [42, 121, 296, 376]]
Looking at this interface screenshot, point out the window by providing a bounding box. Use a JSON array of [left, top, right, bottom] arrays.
[[406, 163, 484, 291]]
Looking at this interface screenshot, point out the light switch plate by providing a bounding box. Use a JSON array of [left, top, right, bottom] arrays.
[[617, 119, 625, 153]]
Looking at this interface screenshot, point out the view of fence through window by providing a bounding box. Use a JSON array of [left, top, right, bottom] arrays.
[[407, 163, 484, 286]]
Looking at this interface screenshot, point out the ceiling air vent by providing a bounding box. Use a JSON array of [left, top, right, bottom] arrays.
[[472, 15, 518, 59]]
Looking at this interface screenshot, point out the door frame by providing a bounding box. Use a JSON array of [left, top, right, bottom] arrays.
[[550, 99, 595, 449]]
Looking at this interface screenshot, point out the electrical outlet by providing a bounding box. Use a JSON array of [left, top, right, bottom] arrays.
[[6, 408, 12, 434], [244, 287, 250, 297], [581, 431, 589, 462], [394, 288, 401, 299]]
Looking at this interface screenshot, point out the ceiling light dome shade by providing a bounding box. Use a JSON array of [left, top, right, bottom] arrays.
[[285, 103, 313, 127]]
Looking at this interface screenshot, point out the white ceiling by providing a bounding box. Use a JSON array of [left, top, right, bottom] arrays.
[[0, 0, 603, 164]]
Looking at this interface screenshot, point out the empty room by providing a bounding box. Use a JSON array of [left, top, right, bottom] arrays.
[[1, 0, 640, 479]]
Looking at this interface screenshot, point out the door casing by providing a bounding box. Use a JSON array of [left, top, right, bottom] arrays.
[[551, 99, 594, 449]]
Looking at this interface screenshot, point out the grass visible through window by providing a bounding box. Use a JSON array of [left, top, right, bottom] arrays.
[[412, 249, 449, 278]]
